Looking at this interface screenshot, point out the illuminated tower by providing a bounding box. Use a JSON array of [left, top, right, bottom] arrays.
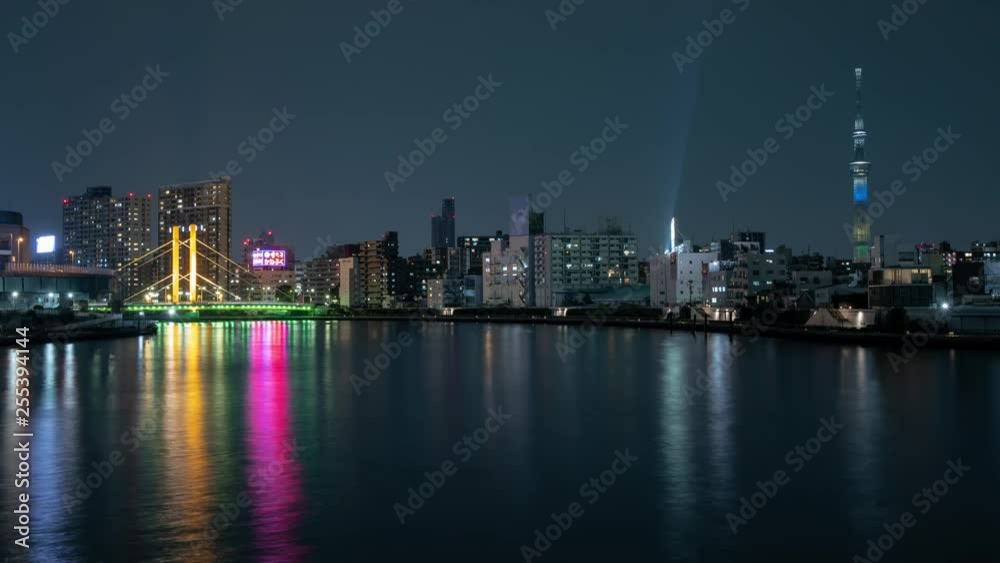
[[850, 67, 872, 263]]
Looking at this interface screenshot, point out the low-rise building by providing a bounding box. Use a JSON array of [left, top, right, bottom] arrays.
[[868, 267, 933, 308], [650, 251, 717, 307], [703, 264, 737, 308], [743, 251, 788, 294], [427, 275, 483, 309], [791, 270, 834, 293], [252, 270, 296, 302]]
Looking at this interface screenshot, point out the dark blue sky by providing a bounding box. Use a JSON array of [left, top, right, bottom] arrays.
[[2, 0, 996, 258]]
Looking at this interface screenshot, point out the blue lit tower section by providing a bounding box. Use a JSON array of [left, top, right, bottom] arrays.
[[850, 67, 872, 263]]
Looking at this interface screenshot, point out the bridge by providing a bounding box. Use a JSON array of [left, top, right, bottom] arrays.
[[112, 225, 311, 315]]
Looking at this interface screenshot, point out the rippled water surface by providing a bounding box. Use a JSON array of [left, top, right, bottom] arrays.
[[1, 320, 998, 562]]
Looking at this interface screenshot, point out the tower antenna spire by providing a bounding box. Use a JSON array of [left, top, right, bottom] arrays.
[[850, 66, 872, 264], [854, 66, 865, 134]]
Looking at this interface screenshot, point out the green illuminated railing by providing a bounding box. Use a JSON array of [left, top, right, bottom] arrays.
[[122, 303, 316, 312]]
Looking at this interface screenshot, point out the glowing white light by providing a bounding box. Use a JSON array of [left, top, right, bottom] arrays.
[[36, 235, 56, 254], [670, 217, 676, 254]]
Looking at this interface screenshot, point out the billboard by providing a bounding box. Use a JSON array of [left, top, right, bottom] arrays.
[[251, 248, 287, 269], [36, 235, 56, 254]]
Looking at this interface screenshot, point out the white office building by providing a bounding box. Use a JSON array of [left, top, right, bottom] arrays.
[[649, 251, 718, 308]]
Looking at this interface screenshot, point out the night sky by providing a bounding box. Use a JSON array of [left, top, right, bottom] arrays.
[[2, 0, 996, 259]]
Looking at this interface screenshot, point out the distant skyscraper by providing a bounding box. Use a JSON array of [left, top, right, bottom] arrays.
[[431, 198, 456, 248], [62, 187, 152, 296], [157, 178, 233, 298], [850, 67, 872, 264]]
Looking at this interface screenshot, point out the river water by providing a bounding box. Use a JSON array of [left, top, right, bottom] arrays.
[[1, 320, 998, 562]]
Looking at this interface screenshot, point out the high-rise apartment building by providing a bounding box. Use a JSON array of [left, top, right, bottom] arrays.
[[157, 178, 233, 298], [532, 228, 639, 308], [360, 231, 400, 307], [62, 187, 152, 297], [339, 257, 361, 307]]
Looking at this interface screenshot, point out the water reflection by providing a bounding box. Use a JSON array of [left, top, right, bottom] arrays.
[[0, 322, 997, 562], [165, 324, 212, 559], [247, 322, 306, 562]]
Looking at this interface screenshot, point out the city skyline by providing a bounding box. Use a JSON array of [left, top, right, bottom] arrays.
[[2, 3, 998, 561], [4, 1, 997, 258]]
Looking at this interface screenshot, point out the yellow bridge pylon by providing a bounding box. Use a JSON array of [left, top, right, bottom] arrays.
[[117, 224, 262, 305]]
